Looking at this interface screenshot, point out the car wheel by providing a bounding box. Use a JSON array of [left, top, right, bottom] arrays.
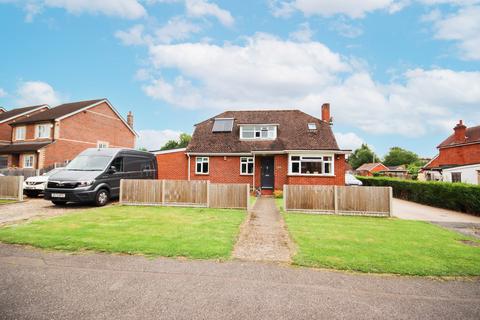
[[25, 191, 39, 198], [95, 189, 110, 207], [52, 200, 67, 206]]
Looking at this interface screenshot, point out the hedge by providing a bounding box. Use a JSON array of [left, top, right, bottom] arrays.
[[357, 176, 480, 215]]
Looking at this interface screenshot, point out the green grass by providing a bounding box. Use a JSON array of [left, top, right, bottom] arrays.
[[0, 206, 246, 259], [0, 199, 16, 205], [284, 213, 480, 276], [250, 195, 258, 208]]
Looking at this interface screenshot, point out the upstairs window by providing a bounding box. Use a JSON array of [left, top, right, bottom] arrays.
[[240, 157, 254, 175], [36, 124, 50, 139], [15, 126, 26, 140], [240, 125, 277, 140], [196, 157, 209, 174], [308, 123, 317, 130], [290, 155, 334, 175]]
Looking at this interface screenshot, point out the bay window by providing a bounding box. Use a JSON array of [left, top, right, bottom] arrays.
[[240, 157, 254, 175], [240, 125, 277, 140], [289, 155, 334, 175], [195, 157, 209, 174]]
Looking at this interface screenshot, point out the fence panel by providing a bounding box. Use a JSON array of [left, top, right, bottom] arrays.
[[337, 186, 391, 215], [120, 180, 163, 205], [209, 183, 249, 209], [164, 180, 208, 206], [285, 185, 335, 212], [0, 176, 23, 201]]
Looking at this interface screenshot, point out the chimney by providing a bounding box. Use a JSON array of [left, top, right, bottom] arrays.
[[321, 103, 332, 124], [127, 111, 134, 129], [453, 120, 466, 143]]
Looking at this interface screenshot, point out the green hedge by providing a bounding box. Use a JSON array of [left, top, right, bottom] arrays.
[[357, 176, 480, 215]]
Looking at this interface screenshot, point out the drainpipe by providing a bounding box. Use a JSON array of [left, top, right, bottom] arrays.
[[187, 154, 191, 181], [252, 153, 255, 191]]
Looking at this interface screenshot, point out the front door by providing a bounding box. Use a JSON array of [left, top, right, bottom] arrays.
[[261, 157, 274, 189]]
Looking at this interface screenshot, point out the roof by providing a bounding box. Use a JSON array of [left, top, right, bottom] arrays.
[[0, 142, 51, 154], [356, 163, 388, 172], [151, 147, 187, 154], [12, 99, 104, 125], [0, 105, 48, 124], [438, 125, 480, 148], [385, 165, 407, 172], [186, 110, 341, 154]]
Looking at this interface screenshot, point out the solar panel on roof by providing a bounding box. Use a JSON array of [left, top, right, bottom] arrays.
[[212, 118, 234, 132]]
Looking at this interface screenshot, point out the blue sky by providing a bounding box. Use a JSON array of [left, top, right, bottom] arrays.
[[0, 0, 479, 157]]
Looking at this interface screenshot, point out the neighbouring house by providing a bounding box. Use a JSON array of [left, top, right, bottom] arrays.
[[0, 99, 137, 170], [355, 162, 389, 176], [380, 165, 409, 178], [423, 120, 480, 184], [154, 104, 350, 193]]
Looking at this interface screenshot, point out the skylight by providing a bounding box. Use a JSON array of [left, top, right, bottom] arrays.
[[308, 123, 317, 130], [212, 118, 234, 132]]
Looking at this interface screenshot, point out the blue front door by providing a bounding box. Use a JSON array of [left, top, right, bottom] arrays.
[[261, 157, 274, 189]]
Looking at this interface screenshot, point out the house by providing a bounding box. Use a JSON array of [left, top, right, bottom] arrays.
[[355, 163, 389, 176], [0, 99, 137, 170], [380, 165, 409, 178], [423, 120, 480, 184], [154, 104, 350, 193]]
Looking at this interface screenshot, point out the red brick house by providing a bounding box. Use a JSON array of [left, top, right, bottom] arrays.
[[423, 120, 480, 184], [355, 163, 390, 176], [155, 104, 350, 193], [0, 99, 137, 170]]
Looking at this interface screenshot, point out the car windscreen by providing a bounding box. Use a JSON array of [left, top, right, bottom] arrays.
[[66, 155, 112, 171]]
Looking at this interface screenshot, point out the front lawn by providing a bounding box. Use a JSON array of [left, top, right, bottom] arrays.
[[0, 206, 246, 259], [284, 213, 480, 276], [0, 199, 16, 205]]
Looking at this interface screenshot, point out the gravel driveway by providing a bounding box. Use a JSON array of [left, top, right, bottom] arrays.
[[0, 198, 106, 225]]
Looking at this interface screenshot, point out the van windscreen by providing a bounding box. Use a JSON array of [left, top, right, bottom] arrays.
[[66, 155, 112, 171]]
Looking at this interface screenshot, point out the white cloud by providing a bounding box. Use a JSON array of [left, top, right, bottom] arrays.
[[185, 0, 234, 26], [428, 5, 480, 60], [330, 19, 363, 38], [0, 88, 7, 97], [155, 16, 202, 43], [140, 34, 480, 136], [335, 132, 364, 150], [289, 22, 313, 42], [136, 129, 182, 150], [16, 81, 61, 106], [115, 25, 147, 46]]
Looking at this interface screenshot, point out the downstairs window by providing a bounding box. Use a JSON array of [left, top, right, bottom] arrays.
[[289, 155, 334, 175]]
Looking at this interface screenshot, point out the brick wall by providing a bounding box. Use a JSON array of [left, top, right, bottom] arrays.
[[437, 144, 480, 166], [286, 154, 346, 186], [156, 150, 189, 180], [190, 156, 255, 185]]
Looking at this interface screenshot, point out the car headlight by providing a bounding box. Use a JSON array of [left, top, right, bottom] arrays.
[[77, 180, 94, 187]]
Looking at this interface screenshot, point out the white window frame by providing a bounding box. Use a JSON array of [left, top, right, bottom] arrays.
[[195, 157, 209, 175], [308, 123, 317, 130], [23, 154, 35, 168], [240, 157, 254, 175], [97, 141, 109, 148], [288, 154, 335, 176], [35, 123, 50, 139], [15, 126, 26, 140], [240, 125, 277, 140]]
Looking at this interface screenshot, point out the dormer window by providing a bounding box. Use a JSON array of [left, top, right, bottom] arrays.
[[240, 125, 277, 140], [308, 123, 317, 130]]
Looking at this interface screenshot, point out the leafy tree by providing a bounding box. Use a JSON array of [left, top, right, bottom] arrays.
[[348, 144, 379, 169], [160, 133, 192, 151], [137, 147, 148, 152], [383, 147, 419, 167]]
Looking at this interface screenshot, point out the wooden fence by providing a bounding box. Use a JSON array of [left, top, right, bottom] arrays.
[[284, 185, 392, 217], [0, 176, 24, 201], [120, 179, 249, 209]]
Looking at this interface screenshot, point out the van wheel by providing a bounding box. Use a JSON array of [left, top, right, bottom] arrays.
[[95, 189, 110, 207], [52, 200, 67, 206]]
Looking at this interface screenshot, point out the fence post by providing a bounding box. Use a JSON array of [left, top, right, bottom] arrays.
[[206, 180, 210, 208], [246, 183, 250, 210], [334, 185, 338, 215], [18, 176, 24, 201], [161, 179, 166, 206], [388, 187, 393, 217], [119, 179, 123, 205], [283, 184, 287, 211]]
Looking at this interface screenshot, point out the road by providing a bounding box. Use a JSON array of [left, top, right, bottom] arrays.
[[0, 244, 479, 320]]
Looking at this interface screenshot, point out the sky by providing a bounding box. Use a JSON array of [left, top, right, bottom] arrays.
[[0, 0, 479, 157]]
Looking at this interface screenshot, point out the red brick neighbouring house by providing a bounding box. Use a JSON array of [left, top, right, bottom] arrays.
[[0, 99, 137, 170], [355, 163, 389, 176], [155, 104, 350, 192], [423, 120, 480, 184]]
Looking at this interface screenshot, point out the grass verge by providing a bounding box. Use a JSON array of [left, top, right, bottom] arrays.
[[284, 212, 480, 276], [0, 199, 16, 205], [0, 205, 246, 259]]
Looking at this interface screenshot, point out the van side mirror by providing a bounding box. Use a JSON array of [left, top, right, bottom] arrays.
[[107, 166, 117, 174]]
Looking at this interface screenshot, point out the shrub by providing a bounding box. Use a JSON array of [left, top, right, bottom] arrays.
[[273, 190, 283, 199], [357, 176, 480, 215]]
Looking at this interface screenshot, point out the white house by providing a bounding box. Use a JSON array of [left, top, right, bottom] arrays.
[[442, 164, 480, 185]]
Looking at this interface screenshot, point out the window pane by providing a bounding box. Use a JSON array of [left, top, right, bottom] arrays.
[[291, 156, 300, 161], [292, 162, 299, 173], [203, 163, 209, 173], [196, 163, 202, 173], [324, 162, 331, 174], [247, 162, 253, 174], [301, 161, 322, 174]]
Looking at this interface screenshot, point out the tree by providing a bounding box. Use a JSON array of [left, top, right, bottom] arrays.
[[160, 133, 192, 151], [348, 144, 379, 169], [137, 147, 148, 152], [383, 147, 419, 167]]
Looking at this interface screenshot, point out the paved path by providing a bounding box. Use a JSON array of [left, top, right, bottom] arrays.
[[0, 198, 107, 226], [233, 197, 294, 262], [0, 244, 479, 320]]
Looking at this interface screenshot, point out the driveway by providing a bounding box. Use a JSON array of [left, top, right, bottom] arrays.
[[0, 198, 106, 225], [0, 243, 479, 320], [392, 198, 480, 238]]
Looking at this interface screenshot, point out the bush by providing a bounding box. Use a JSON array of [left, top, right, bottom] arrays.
[[357, 176, 480, 215], [273, 190, 283, 199]]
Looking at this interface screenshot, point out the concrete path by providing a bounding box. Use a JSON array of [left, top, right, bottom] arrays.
[[392, 198, 480, 239], [233, 197, 294, 262], [0, 198, 109, 226], [1, 244, 479, 320]]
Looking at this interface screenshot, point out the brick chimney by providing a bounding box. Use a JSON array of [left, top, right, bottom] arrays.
[[127, 111, 134, 129], [453, 120, 466, 143], [321, 103, 332, 124]]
